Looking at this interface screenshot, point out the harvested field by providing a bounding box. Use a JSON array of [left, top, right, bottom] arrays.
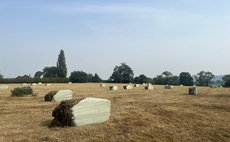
[[0, 83, 230, 142]]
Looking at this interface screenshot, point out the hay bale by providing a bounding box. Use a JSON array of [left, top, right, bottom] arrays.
[[123, 85, 132, 90], [145, 85, 153, 90], [189, 87, 197, 95], [44, 90, 73, 102], [100, 84, 106, 87], [51, 98, 84, 127], [45, 83, 51, 86], [210, 85, 218, 88], [165, 85, 173, 89], [51, 97, 111, 127], [53, 90, 73, 101], [109, 86, 118, 90], [134, 84, 139, 87], [0, 85, 8, 90], [44, 91, 58, 101]]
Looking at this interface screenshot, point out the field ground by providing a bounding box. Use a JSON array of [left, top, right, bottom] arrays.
[[0, 83, 230, 142]]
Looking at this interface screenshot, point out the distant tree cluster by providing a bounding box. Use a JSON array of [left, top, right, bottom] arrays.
[[222, 75, 230, 87], [0, 50, 228, 86], [34, 49, 67, 78], [109, 63, 134, 83], [0, 73, 3, 79]]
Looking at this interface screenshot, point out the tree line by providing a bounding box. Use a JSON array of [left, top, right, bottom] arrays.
[[0, 50, 230, 87]]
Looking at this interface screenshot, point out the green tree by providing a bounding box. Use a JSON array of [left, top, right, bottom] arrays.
[[194, 71, 214, 86], [43, 66, 57, 78], [134, 74, 148, 84], [109, 63, 134, 83], [154, 71, 178, 85], [153, 75, 164, 85], [222, 74, 230, 87], [69, 71, 88, 83], [34, 71, 43, 78], [0, 72, 3, 79], [91, 73, 102, 82], [57, 49, 67, 78], [87, 73, 94, 82], [179, 72, 193, 86]]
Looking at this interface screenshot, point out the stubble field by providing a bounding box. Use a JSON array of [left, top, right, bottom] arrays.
[[0, 83, 230, 142]]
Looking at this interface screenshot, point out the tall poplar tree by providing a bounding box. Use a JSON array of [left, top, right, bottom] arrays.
[[57, 49, 67, 77]]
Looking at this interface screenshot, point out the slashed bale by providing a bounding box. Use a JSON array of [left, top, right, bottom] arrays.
[[51, 98, 84, 127], [44, 90, 73, 102], [165, 85, 173, 89], [134, 84, 139, 87], [109, 86, 118, 90], [145, 85, 153, 90], [45, 83, 51, 86], [100, 84, 106, 87], [210, 85, 218, 88], [123, 85, 132, 90], [189, 87, 197, 95], [51, 97, 111, 127]]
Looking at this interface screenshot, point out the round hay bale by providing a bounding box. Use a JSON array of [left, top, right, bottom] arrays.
[[44, 91, 58, 101]]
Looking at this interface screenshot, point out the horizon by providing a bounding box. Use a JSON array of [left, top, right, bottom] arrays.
[[1, 1, 230, 80]]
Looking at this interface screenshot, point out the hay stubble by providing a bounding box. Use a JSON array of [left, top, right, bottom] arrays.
[[0, 83, 230, 142]]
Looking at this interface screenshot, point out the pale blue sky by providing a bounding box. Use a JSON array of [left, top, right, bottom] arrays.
[[0, 0, 230, 79]]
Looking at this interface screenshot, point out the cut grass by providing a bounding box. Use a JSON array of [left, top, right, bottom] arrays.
[[0, 83, 230, 142]]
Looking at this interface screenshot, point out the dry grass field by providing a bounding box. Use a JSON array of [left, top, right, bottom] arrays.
[[1, 83, 230, 142]]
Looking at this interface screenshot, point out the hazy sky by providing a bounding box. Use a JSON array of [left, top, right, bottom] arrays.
[[1, 0, 230, 79]]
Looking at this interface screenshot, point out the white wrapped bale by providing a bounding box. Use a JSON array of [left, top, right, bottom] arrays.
[[71, 97, 111, 126], [145, 85, 153, 90], [134, 84, 139, 87], [165, 85, 173, 89], [100, 84, 106, 87], [0, 85, 8, 90], [123, 85, 132, 90], [31, 83, 37, 86], [53, 90, 73, 102], [210, 85, 218, 88], [51, 97, 111, 127], [109, 86, 118, 90], [45, 83, 51, 86]]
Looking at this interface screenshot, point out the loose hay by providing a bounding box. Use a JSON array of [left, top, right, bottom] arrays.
[[44, 91, 58, 101]]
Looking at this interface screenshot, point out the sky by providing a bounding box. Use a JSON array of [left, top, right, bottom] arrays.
[[0, 0, 230, 80]]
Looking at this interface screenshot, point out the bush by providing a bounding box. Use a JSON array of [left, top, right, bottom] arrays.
[[11, 87, 36, 97]]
